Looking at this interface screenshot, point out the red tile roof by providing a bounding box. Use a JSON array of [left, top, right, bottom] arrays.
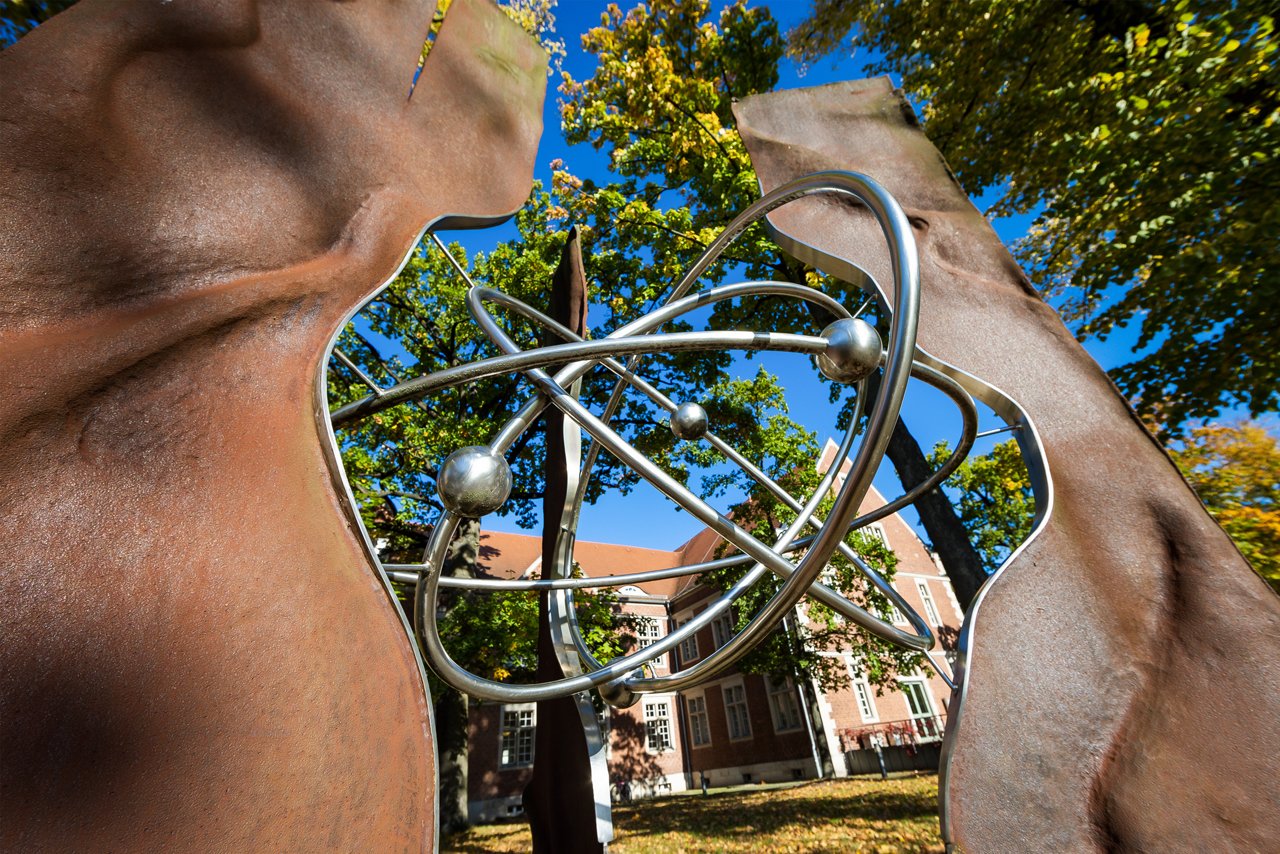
[[476, 529, 685, 597]]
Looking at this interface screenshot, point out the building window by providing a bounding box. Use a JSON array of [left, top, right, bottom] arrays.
[[500, 705, 536, 768], [916, 581, 942, 626], [767, 677, 804, 732], [687, 695, 711, 746], [901, 680, 933, 718], [863, 524, 888, 547], [882, 601, 908, 625], [819, 564, 838, 588], [901, 679, 942, 740], [677, 620, 699, 664], [711, 611, 733, 649], [637, 616, 662, 646], [724, 683, 751, 740], [644, 700, 674, 752], [854, 680, 878, 722], [636, 616, 668, 670]]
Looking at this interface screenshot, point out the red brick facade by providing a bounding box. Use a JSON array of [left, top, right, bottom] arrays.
[[463, 440, 964, 821]]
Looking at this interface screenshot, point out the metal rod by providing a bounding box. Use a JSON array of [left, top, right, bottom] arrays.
[[332, 347, 386, 396], [975, 424, 1021, 439]]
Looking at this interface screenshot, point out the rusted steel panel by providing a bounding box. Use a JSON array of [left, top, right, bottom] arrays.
[[736, 78, 1280, 853], [0, 1, 545, 850]]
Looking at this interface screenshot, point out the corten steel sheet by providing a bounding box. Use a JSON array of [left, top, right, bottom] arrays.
[[524, 228, 607, 854], [735, 78, 1280, 853], [0, 1, 546, 851]]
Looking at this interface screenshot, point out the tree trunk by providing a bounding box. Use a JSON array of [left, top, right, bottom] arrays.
[[436, 517, 481, 836], [884, 419, 987, 611], [435, 688, 470, 836]]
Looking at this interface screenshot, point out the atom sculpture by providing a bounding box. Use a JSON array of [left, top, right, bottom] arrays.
[[331, 171, 989, 705]]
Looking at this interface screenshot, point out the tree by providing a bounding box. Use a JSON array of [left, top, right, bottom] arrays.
[[558, 0, 939, 704], [789, 0, 1280, 434], [927, 440, 1036, 575], [1166, 420, 1280, 592]]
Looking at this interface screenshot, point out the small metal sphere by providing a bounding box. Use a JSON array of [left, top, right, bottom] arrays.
[[599, 673, 641, 709], [816, 317, 883, 384], [436, 445, 512, 518], [670, 401, 710, 441]]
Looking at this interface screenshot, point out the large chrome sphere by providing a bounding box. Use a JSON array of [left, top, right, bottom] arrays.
[[436, 445, 512, 518], [816, 317, 883, 384], [670, 401, 710, 441]]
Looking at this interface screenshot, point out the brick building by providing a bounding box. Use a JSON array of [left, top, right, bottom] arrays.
[[465, 440, 963, 822]]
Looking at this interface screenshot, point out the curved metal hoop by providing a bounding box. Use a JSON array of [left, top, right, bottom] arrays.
[[399, 172, 949, 703]]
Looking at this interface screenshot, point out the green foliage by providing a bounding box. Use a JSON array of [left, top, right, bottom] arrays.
[[429, 568, 641, 691], [1166, 419, 1280, 591], [559, 0, 803, 297], [927, 439, 1035, 573], [790, 0, 1280, 432]]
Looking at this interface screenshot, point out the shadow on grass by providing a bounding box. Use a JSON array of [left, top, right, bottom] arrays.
[[443, 774, 942, 853], [612, 776, 938, 843], [444, 820, 529, 854]]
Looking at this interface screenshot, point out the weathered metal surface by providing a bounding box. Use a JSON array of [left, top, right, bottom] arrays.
[[0, 1, 545, 850], [524, 227, 610, 853], [735, 78, 1280, 853]]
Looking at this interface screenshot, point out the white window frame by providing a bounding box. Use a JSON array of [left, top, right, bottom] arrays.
[[767, 677, 805, 733], [916, 581, 942, 626], [499, 703, 536, 768], [643, 699, 675, 753], [854, 679, 879, 722], [899, 677, 943, 741], [636, 616, 663, 646], [636, 616, 669, 671], [711, 611, 733, 649], [900, 678, 935, 718], [677, 619, 699, 664], [882, 600, 908, 626], [686, 692, 711, 747], [863, 523, 888, 548], [819, 563, 839, 589], [723, 681, 752, 741]]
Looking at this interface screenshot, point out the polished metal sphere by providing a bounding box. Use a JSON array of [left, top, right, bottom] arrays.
[[816, 317, 883, 384], [670, 401, 710, 441], [436, 445, 512, 518], [599, 674, 640, 710]]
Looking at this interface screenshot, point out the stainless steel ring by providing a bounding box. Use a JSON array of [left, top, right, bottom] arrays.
[[406, 171, 925, 704]]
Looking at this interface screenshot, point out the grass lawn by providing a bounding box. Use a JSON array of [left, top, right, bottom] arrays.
[[444, 772, 943, 853]]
